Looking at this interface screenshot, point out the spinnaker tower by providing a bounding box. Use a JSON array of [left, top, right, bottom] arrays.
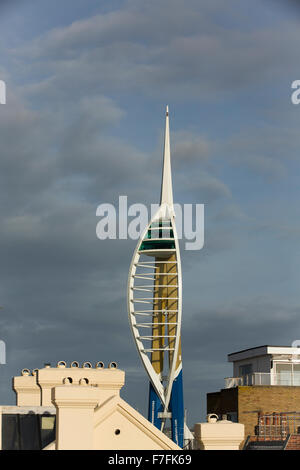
[[127, 107, 187, 447]]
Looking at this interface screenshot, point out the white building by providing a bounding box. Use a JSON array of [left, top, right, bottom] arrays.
[[225, 345, 300, 388]]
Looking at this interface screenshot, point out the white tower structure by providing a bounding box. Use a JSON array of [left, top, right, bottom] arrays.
[[127, 107, 187, 447]]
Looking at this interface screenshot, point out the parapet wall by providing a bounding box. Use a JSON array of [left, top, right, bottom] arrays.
[[13, 361, 124, 407]]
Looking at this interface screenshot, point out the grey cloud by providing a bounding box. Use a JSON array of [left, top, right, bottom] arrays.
[[176, 171, 232, 203], [172, 131, 212, 165], [9, 0, 300, 104], [241, 155, 287, 180], [218, 125, 300, 180]]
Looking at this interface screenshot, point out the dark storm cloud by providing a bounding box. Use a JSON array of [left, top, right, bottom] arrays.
[[11, 0, 299, 104]]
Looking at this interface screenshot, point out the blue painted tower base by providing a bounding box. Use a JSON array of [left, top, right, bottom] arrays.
[[148, 370, 184, 448]]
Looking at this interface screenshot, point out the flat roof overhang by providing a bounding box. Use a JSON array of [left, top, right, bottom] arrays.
[[228, 345, 300, 362]]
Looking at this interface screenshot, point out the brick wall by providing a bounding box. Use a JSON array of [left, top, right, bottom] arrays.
[[207, 385, 300, 442], [238, 386, 300, 438]]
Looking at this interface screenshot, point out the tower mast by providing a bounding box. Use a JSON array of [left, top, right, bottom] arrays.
[[160, 105, 173, 207]]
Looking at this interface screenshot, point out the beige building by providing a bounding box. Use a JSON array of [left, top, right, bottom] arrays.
[[0, 360, 245, 450], [1, 361, 180, 450], [194, 415, 244, 450]]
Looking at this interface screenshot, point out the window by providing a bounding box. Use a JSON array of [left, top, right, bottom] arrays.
[[239, 364, 252, 376], [239, 364, 253, 385], [275, 363, 292, 385], [2, 413, 56, 450], [275, 362, 300, 386], [293, 364, 300, 386]]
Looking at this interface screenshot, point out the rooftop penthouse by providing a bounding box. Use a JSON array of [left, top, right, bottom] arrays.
[[225, 345, 300, 388]]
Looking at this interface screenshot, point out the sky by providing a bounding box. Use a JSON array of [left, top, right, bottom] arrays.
[[0, 0, 300, 424]]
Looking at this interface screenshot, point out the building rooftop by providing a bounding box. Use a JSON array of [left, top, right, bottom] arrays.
[[228, 345, 300, 362]]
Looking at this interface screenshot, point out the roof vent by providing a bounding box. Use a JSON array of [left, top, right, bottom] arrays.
[[57, 361, 67, 368], [82, 362, 92, 368]]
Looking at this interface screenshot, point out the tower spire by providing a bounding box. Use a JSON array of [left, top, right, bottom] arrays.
[[160, 105, 174, 207]]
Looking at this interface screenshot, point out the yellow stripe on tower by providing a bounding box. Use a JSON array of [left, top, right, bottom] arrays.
[[151, 253, 180, 374]]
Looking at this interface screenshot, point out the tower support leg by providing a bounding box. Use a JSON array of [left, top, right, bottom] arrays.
[[148, 382, 163, 430], [169, 370, 184, 448]]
